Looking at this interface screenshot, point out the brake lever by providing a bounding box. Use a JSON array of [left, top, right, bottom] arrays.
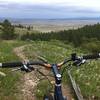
[[73, 59, 86, 66], [21, 64, 34, 72], [11, 64, 35, 73]]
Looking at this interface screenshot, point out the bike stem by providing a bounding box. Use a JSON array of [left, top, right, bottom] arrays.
[[52, 64, 65, 100]]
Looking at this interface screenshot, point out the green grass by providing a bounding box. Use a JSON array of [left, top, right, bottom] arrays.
[[34, 80, 52, 100], [71, 61, 100, 99], [23, 40, 77, 63], [0, 40, 30, 100], [0, 40, 99, 100], [23, 40, 100, 100]]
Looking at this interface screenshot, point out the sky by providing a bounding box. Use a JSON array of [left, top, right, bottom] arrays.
[[0, 0, 100, 19]]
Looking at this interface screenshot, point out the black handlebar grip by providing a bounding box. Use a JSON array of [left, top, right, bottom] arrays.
[[0, 61, 45, 68], [29, 61, 45, 66], [0, 62, 23, 68], [83, 53, 100, 60]]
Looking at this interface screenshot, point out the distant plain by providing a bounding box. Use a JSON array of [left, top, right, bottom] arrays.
[[12, 19, 100, 32]]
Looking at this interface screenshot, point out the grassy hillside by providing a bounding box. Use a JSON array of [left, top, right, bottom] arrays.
[[22, 40, 100, 100], [0, 40, 29, 100], [0, 40, 99, 100], [23, 40, 76, 62]]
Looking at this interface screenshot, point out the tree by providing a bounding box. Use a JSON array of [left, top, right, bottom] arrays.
[[1, 19, 15, 40]]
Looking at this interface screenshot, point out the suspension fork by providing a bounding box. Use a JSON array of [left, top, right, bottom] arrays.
[[52, 64, 65, 100]]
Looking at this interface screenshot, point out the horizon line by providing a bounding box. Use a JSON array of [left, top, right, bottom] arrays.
[[0, 17, 100, 20]]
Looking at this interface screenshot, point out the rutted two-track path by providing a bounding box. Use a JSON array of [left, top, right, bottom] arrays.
[[13, 45, 38, 100], [13, 45, 73, 100]]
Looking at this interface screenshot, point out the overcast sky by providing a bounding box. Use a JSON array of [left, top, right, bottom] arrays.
[[0, 0, 100, 19]]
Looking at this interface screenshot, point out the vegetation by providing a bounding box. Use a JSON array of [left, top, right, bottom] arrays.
[[72, 61, 100, 99], [0, 19, 16, 40], [35, 80, 52, 100], [0, 19, 100, 53], [22, 40, 78, 100], [0, 40, 29, 100], [21, 23, 100, 52], [0, 19, 100, 100], [23, 40, 100, 100]]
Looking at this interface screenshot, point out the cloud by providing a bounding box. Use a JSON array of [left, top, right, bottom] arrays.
[[1, 0, 100, 8], [0, 0, 100, 18]]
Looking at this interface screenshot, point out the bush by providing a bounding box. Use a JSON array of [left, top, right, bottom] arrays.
[[1, 19, 16, 40], [81, 38, 100, 53]]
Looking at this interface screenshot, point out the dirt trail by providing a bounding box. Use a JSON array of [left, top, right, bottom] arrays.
[[13, 45, 74, 100], [13, 45, 38, 100]]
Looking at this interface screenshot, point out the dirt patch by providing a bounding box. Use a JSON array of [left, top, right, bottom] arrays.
[[13, 45, 38, 100]]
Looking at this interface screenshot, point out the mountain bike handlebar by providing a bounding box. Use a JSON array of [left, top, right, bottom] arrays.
[[0, 53, 100, 68], [0, 60, 71, 68]]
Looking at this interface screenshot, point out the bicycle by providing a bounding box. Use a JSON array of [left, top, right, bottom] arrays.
[[0, 53, 100, 100]]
